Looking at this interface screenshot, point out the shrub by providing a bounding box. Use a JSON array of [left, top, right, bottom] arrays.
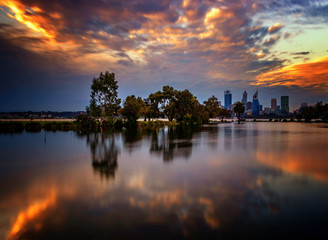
[[75, 114, 96, 129], [114, 119, 124, 129], [0, 121, 24, 133], [44, 122, 57, 131], [25, 122, 42, 132]]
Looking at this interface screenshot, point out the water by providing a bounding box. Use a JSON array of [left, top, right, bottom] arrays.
[[1, 123, 328, 239]]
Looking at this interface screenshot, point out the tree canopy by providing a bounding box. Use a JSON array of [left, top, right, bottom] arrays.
[[297, 102, 328, 122], [218, 108, 232, 121], [233, 101, 245, 124], [84, 71, 237, 125], [86, 71, 121, 118], [119, 95, 144, 126], [204, 96, 221, 118]]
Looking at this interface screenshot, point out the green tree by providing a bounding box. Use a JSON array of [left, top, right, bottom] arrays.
[[204, 95, 220, 118], [147, 92, 162, 119], [87, 71, 121, 118], [301, 106, 316, 122], [172, 89, 209, 124], [192, 101, 209, 124], [161, 86, 176, 110], [174, 89, 196, 122], [233, 101, 245, 124], [119, 95, 141, 126], [136, 97, 148, 121], [164, 101, 177, 121], [218, 108, 232, 121]]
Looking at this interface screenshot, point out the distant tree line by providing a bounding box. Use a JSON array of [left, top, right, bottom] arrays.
[[81, 71, 235, 127], [296, 102, 328, 122]]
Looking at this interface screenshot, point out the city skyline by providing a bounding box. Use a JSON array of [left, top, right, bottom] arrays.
[[1, 0, 328, 111]]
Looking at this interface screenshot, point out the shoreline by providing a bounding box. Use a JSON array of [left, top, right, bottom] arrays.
[[0, 118, 327, 123], [0, 118, 75, 122]]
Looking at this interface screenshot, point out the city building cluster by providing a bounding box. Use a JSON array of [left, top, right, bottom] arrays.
[[223, 90, 291, 116]]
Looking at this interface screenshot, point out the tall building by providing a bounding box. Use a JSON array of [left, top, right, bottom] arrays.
[[246, 101, 252, 110], [281, 96, 289, 113], [252, 90, 260, 115], [271, 98, 277, 111], [224, 90, 232, 109], [242, 91, 247, 105]]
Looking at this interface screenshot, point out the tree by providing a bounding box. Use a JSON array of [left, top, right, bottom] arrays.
[[171, 89, 209, 124], [87, 71, 121, 118], [174, 89, 196, 121], [233, 101, 245, 124], [164, 101, 177, 121], [161, 85, 176, 110], [147, 92, 162, 119], [136, 97, 147, 121], [301, 106, 316, 122], [204, 95, 220, 118], [119, 95, 141, 126], [218, 108, 232, 121], [192, 101, 209, 124]]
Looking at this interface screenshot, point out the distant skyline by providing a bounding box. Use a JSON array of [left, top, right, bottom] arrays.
[[1, 0, 328, 111]]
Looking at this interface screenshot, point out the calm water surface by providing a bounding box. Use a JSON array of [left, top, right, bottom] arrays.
[[1, 123, 328, 239]]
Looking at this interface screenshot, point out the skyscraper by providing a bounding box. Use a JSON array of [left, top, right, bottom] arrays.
[[242, 91, 247, 105], [224, 90, 232, 109], [246, 101, 252, 110], [281, 96, 289, 113], [271, 98, 277, 111], [252, 90, 259, 115]]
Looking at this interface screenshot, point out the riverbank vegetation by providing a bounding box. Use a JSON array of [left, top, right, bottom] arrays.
[[2, 71, 327, 133], [0, 121, 77, 133], [0, 119, 179, 133], [296, 102, 328, 122], [80, 71, 235, 129]]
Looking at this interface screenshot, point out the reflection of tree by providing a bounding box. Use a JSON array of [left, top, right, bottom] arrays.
[[85, 131, 119, 180], [150, 126, 194, 162], [122, 127, 144, 153]]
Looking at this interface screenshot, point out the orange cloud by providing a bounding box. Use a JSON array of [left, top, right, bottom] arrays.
[[268, 23, 283, 33], [3, 0, 55, 38], [254, 56, 328, 91]]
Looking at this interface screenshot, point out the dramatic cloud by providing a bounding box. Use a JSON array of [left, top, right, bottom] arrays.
[[254, 56, 328, 91], [0, 0, 328, 110]]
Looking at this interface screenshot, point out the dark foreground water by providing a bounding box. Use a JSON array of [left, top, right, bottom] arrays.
[[1, 123, 328, 239]]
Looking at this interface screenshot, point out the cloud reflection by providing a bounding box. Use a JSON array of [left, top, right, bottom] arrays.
[[7, 188, 57, 240]]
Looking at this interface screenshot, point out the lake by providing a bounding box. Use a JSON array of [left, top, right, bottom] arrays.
[[1, 123, 328, 239]]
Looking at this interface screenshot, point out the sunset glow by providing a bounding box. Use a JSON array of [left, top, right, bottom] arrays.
[[0, 0, 327, 110], [254, 56, 328, 91]]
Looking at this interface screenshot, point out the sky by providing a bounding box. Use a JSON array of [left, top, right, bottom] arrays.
[[0, 0, 328, 111]]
